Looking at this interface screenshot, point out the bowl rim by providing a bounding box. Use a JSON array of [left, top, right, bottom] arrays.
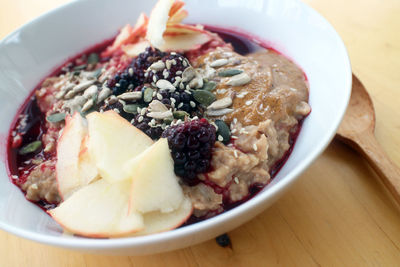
[[0, 0, 352, 250]]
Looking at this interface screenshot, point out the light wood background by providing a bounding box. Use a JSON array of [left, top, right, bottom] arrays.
[[1, 0, 400, 266]]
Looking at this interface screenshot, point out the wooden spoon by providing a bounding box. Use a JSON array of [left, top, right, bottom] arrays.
[[336, 74, 400, 204]]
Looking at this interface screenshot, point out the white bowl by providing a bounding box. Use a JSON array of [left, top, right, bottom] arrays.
[[0, 0, 351, 255]]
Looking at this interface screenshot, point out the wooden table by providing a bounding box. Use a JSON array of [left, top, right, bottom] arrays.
[[1, 0, 400, 266]]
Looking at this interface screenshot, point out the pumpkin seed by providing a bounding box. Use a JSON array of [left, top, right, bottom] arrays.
[[87, 53, 99, 65], [46, 112, 66, 123], [218, 69, 243, 77], [163, 117, 173, 125], [143, 87, 154, 103], [215, 120, 231, 144], [19, 141, 42, 155], [193, 90, 216, 106], [202, 81, 217, 91], [123, 104, 141, 114], [73, 64, 87, 71], [173, 110, 189, 120], [91, 68, 103, 79]]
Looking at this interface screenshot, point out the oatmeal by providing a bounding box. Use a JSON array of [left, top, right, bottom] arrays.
[[6, 0, 310, 237]]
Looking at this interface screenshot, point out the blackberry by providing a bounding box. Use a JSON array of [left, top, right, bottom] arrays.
[[162, 119, 216, 185], [146, 53, 189, 85], [132, 113, 164, 140], [101, 101, 135, 121], [108, 47, 165, 96]]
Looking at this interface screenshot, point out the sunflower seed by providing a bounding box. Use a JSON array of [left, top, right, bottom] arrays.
[[226, 72, 251, 86], [72, 80, 94, 93], [97, 86, 111, 104], [156, 79, 175, 90], [147, 110, 173, 119], [207, 97, 232, 110], [149, 100, 168, 112], [83, 85, 98, 99], [117, 91, 142, 101], [81, 99, 94, 112], [210, 58, 229, 68], [150, 60, 166, 71], [193, 90, 216, 106], [205, 108, 234, 117], [218, 69, 243, 77], [181, 67, 196, 82]]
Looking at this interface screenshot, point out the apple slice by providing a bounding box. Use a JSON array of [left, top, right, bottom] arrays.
[[77, 135, 99, 185], [168, 0, 187, 24], [164, 24, 208, 35], [102, 13, 149, 57], [132, 197, 193, 236], [146, 0, 175, 48], [160, 33, 211, 51], [87, 111, 153, 183], [122, 39, 151, 57], [48, 179, 144, 238], [124, 138, 184, 214], [56, 113, 88, 200]]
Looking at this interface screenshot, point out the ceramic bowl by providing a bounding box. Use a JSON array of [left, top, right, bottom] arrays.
[[0, 0, 351, 255]]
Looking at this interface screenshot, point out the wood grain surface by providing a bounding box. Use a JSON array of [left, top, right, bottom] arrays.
[[1, 0, 400, 266]]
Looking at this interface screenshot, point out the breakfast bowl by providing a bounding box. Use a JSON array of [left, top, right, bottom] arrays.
[[0, 0, 351, 255]]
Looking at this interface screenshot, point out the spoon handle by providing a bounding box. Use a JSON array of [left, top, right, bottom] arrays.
[[355, 133, 400, 205]]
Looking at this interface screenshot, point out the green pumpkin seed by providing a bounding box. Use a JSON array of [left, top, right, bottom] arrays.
[[202, 81, 217, 91], [163, 118, 173, 125], [143, 87, 154, 103], [91, 68, 103, 79], [87, 53, 99, 65], [215, 120, 231, 144], [46, 112, 66, 123], [19, 141, 42, 155], [123, 104, 141, 114], [193, 90, 216, 106], [173, 110, 189, 120], [73, 64, 87, 71], [218, 69, 243, 77]]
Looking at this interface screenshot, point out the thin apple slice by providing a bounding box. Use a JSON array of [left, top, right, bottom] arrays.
[[48, 179, 144, 238], [164, 24, 208, 35], [132, 197, 193, 236], [146, 0, 175, 48], [56, 113, 88, 200], [87, 111, 153, 183], [122, 39, 151, 57], [125, 138, 184, 214], [160, 33, 211, 52], [77, 135, 99, 185], [102, 13, 149, 57], [168, 0, 187, 24]]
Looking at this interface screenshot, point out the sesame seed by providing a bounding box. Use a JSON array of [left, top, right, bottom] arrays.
[[218, 135, 224, 142], [231, 135, 238, 139], [138, 116, 144, 122], [171, 52, 176, 55], [137, 107, 141, 113], [190, 101, 196, 108], [172, 59, 177, 65], [178, 102, 184, 108], [231, 128, 237, 134], [233, 150, 238, 158], [186, 84, 191, 90], [153, 75, 157, 83], [141, 109, 146, 116], [157, 93, 163, 100], [151, 119, 156, 125], [234, 177, 239, 184], [176, 71, 182, 75], [192, 116, 199, 120], [259, 103, 263, 109], [170, 97, 176, 104], [245, 100, 253, 106], [129, 68, 133, 76], [233, 118, 237, 124], [182, 60, 187, 67], [179, 83, 184, 89], [152, 91, 157, 97], [130, 118, 135, 124], [253, 144, 258, 151], [185, 89, 192, 94], [115, 83, 120, 87]]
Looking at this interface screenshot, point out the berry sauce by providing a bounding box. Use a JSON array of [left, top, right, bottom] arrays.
[[6, 28, 307, 221]]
